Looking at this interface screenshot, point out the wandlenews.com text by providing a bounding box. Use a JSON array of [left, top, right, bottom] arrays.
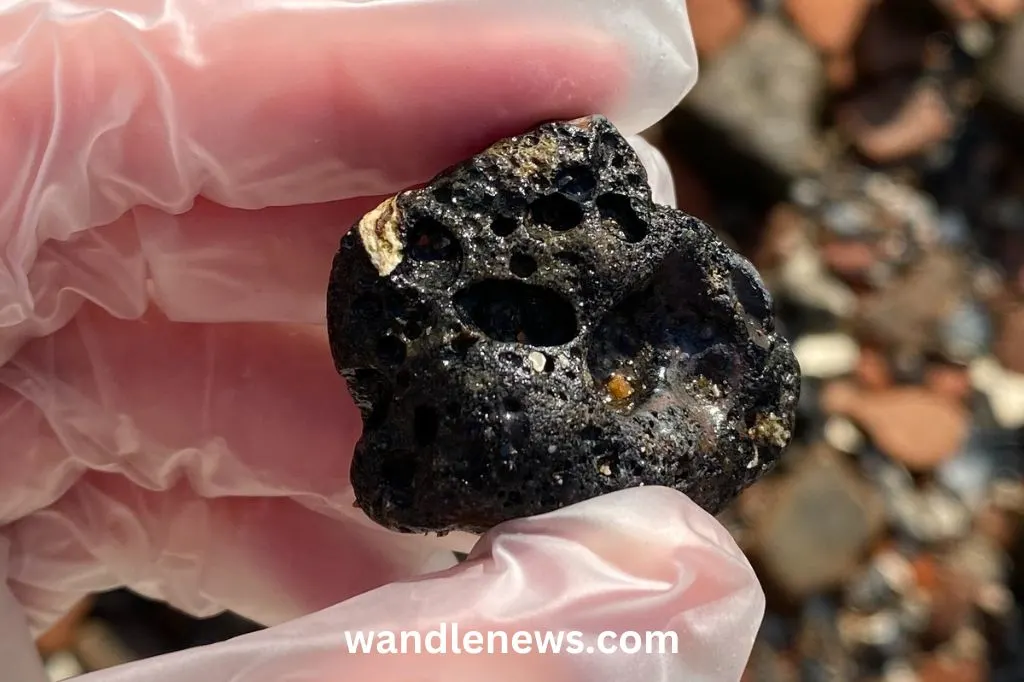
[[343, 623, 680, 655]]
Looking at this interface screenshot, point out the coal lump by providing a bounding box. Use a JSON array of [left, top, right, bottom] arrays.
[[326, 115, 801, 534]]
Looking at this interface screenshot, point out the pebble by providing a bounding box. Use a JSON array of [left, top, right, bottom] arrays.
[[824, 415, 867, 453], [889, 482, 974, 544], [784, 0, 872, 54], [686, 17, 826, 178], [840, 85, 956, 163], [821, 239, 878, 282], [687, 0, 750, 57], [824, 383, 969, 471], [969, 357, 1024, 428], [856, 252, 967, 363], [753, 445, 885, 596], [792, 332, 859, 378]]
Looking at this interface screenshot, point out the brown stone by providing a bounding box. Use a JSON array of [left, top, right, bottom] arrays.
[[840, 85, 955, 163], [821, 239, 877, 282], [857, 251, 967, 360], [826, 385, 969, 471], [785, 0, 873, 54], [752, 445, 885, 597], [688, 0, 750, 58], [994, 305, 1024, 373]]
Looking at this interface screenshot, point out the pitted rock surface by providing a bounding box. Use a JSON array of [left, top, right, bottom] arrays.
[[326, 115, 801, 534]]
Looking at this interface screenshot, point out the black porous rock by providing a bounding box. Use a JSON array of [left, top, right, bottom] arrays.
[[326, 115, 801, 535]]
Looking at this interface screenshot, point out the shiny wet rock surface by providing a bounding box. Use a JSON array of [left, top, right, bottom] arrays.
[[327, 115, 800, 534]]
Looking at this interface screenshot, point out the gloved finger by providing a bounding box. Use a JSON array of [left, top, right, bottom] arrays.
[[628, 135, 678, 208], [0, 0, 695, 230], [0, 306, 361, 525], [0, 0, 698, 362], [3, 470, 457, 634], [12, 136, 676, 356], [0, 306, 466, 629], [65, 487, 763, 682]]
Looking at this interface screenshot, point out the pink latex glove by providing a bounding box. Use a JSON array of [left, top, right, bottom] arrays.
[[0, 1, 765, 680]]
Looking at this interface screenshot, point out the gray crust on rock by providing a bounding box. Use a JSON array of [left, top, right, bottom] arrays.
[[326, 115, 801, 534]]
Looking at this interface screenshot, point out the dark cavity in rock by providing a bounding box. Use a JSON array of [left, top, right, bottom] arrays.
[[326, 115, 801, 534]]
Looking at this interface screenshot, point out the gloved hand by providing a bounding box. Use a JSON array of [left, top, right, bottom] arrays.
[[0, 1, 765, 680]]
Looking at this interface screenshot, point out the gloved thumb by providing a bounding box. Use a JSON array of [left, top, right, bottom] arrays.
[[54, 487, 762, 682]]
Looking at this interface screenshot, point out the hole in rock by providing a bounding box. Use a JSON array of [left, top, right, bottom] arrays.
[[530, 193, 584, 231], [454, 279, 579, 347], [503, 397, 524, 413], [413, 405, 439, 447], [490, 215, 518, 237], [597, 193, 648, 243], [407, 217, 461, 261], [395, 369, 411, 392], [376, 335, 407, 365], [403, 321, 423, 340], [509, 252, 538, 278], [433, 184, 454, 204], [451, 332, 479, 356], [587, 251, 723, 411], [554, 164, 597, 200]]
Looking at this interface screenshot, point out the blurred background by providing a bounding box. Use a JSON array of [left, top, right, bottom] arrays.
[[33, 1, 1024, 680]]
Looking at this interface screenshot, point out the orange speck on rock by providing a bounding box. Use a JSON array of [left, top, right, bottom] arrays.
[[606, 374, 635, 401]]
